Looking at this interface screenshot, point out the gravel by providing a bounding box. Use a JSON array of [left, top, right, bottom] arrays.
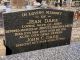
[[0, 42, 80, 60]]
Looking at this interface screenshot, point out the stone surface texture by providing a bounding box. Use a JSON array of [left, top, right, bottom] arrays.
[[0, 17, 80, 60]]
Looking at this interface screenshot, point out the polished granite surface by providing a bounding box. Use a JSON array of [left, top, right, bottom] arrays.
[[0, 17, 80, 60]]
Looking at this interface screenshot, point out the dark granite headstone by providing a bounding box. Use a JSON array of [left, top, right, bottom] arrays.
[[3, 9, 74, 55]]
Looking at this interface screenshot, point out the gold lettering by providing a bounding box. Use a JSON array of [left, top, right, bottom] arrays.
[[28, 20, 41, 24], [45, 19, 58, 23], [28, 11, 44, 16], [15, 33, 23, 36], [22, 24, 35, 28]]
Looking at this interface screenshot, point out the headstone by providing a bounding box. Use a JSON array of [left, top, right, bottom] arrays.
[[3, 9, 74, 55]]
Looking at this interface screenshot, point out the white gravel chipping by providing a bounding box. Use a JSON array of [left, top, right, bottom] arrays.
[[0, 42, 80, 60]]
